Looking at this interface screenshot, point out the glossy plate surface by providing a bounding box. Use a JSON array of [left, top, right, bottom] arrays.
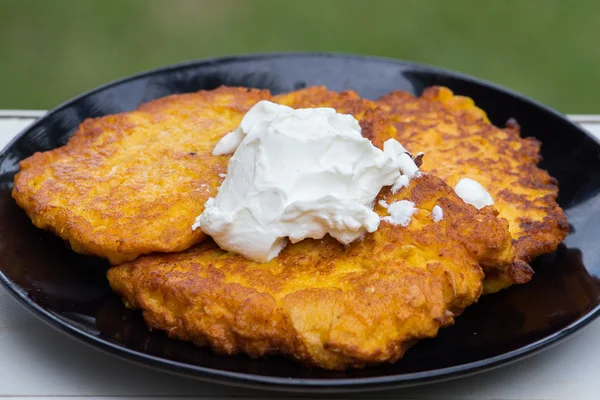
[[0, 53, 599, 393]]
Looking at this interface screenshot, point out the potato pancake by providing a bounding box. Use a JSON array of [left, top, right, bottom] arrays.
[[376, 87, 568, 292], [13, 87, 270, 264], [108, 174, 515, 370]]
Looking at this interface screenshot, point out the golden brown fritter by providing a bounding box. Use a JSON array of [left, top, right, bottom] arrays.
[[108, 174, 515, 370], [274, 86, 531, 292], [12, 87, 271, 264], [375, 87, 568, 292]]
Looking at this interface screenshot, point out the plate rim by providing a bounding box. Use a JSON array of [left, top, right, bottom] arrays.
[[2, 51, 600, 392]]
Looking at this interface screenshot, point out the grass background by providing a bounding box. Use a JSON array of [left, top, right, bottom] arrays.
[[1, 0, 598, 112]]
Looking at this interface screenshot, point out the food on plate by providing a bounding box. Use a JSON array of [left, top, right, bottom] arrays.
[[12, 87, 270, 264], [108, 173, 515, 370], [376, 87, 568, 292], [13, 82, 568, 370]]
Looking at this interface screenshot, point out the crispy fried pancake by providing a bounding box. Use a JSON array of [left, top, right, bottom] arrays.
[[274, 87, 530, 292], [108, 174, 515, 370], [13, 87, 271, 264], [375, 87, 568, 292]]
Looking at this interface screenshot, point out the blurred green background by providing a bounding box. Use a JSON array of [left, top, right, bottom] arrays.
[[1, 0, 598, 112]]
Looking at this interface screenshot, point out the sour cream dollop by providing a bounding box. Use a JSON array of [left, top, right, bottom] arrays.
[[454, 178, 494, 210], [193, 101, 420, 262]]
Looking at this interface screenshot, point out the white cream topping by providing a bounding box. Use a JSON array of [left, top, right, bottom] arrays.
[[194, 101, 419, 262], [382, 200, 417, 226], [431, 205, 444, 222], [454, 178, 494, 209]]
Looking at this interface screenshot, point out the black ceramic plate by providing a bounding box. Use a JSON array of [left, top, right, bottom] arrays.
[[1, 53, 599, 393]]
